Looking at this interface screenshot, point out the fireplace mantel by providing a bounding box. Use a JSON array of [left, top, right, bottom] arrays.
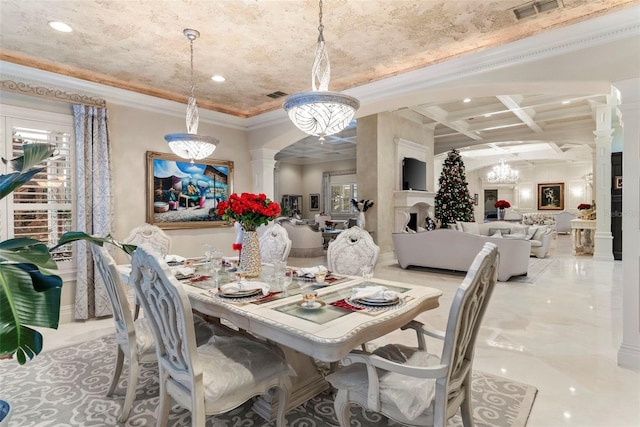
[[394, 190, 436, 207], [393, 190, 436, 232]]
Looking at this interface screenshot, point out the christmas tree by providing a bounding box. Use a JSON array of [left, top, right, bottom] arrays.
[[435, 149, 474, 226]]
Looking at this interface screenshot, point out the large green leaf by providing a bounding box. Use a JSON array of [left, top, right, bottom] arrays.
[[0, 143, 55, 200], [0, 263, 62, 364]]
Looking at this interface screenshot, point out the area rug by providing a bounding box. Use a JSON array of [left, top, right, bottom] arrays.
[[0, 335, 537, 427], [507, 258, 554, 283]]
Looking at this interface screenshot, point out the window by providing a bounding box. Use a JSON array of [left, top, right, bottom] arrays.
[[1, 106, 75, 269], [330, 183, 357, 214]]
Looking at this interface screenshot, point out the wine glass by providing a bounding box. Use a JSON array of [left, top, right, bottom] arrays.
[[210, 250, 224, 285], [202, 244, 213, 274], [360, 264, 373, 286]]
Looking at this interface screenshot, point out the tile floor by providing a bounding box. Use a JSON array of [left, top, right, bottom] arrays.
[[37, 234, 638, 426]]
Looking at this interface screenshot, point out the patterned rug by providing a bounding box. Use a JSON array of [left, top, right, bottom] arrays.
[[507, 258, 554, 283], [0, 335, 537, 426]]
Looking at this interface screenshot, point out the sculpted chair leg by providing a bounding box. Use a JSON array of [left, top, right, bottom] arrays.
[[157, 372, 171, 427], [460, 373, 474, 427], [120, 353, 139, 422], [107, 346, 124, 396], [334, 389, 351, 427]]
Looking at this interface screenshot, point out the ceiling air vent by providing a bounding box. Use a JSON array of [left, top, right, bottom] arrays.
[[266, 91, 287, 99], [513, 0, 561, 21]]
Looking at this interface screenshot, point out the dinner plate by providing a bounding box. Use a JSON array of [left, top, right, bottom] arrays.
[[296, 300, 326, 310], [218, 288, 262, 298], [351, 296, 399, 307]]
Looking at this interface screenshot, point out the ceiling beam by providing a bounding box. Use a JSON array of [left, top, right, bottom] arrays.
[[497, 95, 544, 133]]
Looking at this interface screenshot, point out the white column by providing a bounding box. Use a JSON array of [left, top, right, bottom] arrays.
[[249, 148, 278, 200], [615, 78, 640, 370], [592, 102, 615, 261]]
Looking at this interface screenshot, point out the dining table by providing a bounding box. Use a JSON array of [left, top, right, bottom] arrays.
[[121, 259, 442, 421]]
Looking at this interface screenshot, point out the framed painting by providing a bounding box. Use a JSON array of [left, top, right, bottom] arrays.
[[146, 151, 233, 229], [537, 182, 564, 210], [309, 193, 320, 211]]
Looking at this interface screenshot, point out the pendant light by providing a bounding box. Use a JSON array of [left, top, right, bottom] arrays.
[[283, 0, 360, 141], [164, 29, 219, 163]]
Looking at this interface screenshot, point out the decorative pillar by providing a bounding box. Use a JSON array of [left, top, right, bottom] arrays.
[[249, 148, 278, 200], [614, 78, 640, 370], [591, 101, 615, 261]]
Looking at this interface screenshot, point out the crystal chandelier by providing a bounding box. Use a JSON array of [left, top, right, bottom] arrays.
[[283, 0, 360, 141], [487, 159, 519, 183], [164, 29, 219, 163]]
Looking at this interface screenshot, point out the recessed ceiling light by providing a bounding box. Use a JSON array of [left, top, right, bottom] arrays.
[[48, 21, 73, 32], [211, 75, 225, 82], [562, 100, 571, 104], [484, 113, 492, 117], [463, 98, 471, 103]]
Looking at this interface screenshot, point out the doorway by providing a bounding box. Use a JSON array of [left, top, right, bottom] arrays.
[[484, 189, 498, 219]]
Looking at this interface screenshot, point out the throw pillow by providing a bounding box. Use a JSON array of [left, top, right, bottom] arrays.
[[512, 225, 529, 235], [425, 217, 437, 231], [490, 230, 503, 238], [504, 233, 527, 239], [525, 225, 538, 240], [460, 221, 480, 234], [489, 227, 511, 235], [533, 225, 548, 241]]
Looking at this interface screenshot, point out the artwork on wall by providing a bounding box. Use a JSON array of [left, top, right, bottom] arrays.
[[537, 182, 564, 210], [146, 151, 233, 229], [309, 193, 320, 211]]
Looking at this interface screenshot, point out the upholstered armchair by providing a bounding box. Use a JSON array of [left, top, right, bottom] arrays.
[[280, 219, 324, 258]]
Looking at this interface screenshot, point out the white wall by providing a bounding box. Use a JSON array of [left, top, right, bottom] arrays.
[[464, 162, 592, 221]]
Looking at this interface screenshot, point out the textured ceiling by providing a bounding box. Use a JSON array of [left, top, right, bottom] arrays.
[[0, 0, 634, 118]]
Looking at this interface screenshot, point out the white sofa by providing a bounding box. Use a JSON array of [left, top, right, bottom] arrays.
[[456, 220, 553, 259], [280, 220, 324, 258], [392, 229, 530, 281]]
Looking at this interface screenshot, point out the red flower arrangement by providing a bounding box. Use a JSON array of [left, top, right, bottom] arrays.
[[216, 192, 281, 231], [577, 203, 592, 210], [494, 200, 511, 209]]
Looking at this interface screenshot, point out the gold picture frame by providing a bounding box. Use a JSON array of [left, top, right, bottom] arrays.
[[146, 151, 233, 229], [537, 182, 564, 210]]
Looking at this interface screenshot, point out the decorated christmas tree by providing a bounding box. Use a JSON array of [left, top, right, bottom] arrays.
[[435, 149, 474, 226]]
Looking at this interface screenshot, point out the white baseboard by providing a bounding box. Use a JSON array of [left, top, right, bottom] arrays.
[[618, 343, 640, 371]]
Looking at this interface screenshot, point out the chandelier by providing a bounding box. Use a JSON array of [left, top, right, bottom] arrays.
[[487, 159, 519, 183], [164, 29, 219, 163], [282, 0, 360, 141]]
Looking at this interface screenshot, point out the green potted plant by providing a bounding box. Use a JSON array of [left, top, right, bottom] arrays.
[[0, 143, 134, 368]]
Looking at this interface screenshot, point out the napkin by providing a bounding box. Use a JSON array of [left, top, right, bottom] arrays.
[[296, 265, 328, 278], [352, 286, 398, 301], [165, 254, 186, 263], [174, 267, 195, 277], [220, 281, 268, 295]]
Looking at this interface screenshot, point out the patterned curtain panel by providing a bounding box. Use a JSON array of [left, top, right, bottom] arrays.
[[73, 105, 114, 320]]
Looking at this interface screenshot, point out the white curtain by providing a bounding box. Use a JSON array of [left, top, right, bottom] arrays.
[[73, 105, 114, 320]]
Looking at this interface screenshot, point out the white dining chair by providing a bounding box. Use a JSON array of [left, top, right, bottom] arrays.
[[326, 242, 499, 427], [91, 243, 158, 422], [129, 245, 293, 427], [123, 223, 171, 257], [327, 226, 380, 275], [91, 243, 222, 422], [259, 222, 292, 263], [122, 223, 171, 319]]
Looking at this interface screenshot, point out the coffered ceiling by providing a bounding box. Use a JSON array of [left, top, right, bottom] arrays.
[[0, 0, 637, 167]]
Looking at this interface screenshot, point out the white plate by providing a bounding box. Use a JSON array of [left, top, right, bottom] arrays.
[[218, 288, 262, 298], [296, 300, 326, 310]]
